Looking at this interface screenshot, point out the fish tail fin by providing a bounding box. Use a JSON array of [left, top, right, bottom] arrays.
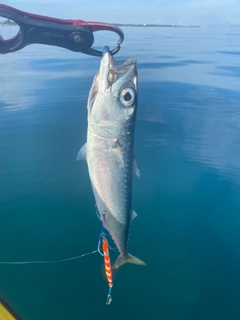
[[112, 253, 147, 271]]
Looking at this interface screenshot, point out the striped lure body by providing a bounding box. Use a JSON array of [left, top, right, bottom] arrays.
[[103, 238, 113, 287]]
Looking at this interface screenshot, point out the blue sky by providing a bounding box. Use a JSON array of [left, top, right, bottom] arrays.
[[1, 0, 240, 26]]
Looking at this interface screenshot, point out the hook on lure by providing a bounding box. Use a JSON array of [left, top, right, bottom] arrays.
[[0, 4, 124, 56]]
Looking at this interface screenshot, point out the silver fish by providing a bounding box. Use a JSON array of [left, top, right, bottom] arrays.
[[77, 46, 146, 270]]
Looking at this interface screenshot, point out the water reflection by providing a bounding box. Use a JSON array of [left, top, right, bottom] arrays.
[[138, 59, 211, 69], [218, 50, 240, 55], [0, 44, 97, 111], [0, 54, 36, 111], [138, 80, 240, 183], [214, 65, 240, 77]]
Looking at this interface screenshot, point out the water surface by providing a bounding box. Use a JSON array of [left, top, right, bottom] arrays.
[[0, 26, 240, 320]]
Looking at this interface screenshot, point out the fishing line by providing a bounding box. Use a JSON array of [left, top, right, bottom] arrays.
[[108, 245, 119, 253], [0, 250, 97, 265]]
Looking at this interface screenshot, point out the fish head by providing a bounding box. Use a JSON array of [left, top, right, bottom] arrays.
[[87, 46, 137, 137]]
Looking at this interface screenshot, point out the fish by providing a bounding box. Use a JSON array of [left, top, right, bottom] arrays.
[[77, 46, 146, 270]]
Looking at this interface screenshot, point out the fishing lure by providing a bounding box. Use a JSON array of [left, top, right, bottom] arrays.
[[97, 222, 113, 305], [96, 208, 113, 304], [102, 237, 113, 305]]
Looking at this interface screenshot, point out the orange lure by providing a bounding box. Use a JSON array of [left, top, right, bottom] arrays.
[[102, 237, 113, 304]]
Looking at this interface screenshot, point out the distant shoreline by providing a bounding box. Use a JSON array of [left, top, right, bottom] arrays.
[[0, 21, 198, 28], [116, 24, 199, 28]]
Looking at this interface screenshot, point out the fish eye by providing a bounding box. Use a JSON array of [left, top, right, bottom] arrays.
[[120, 88, 135, 107]]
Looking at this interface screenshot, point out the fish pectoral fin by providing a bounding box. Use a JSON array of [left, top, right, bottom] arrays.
[[111, 139, 124, 167], [133, 156, 140, 178], [76, 143, 87, 161], [130, 210, 138, 223], [112, 253, 147, 271]]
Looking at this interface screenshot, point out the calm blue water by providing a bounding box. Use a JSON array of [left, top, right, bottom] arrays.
[[0, 26, 240, 320]]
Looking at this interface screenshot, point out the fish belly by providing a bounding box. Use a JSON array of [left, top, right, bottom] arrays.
[[87, 130, 133, 254]]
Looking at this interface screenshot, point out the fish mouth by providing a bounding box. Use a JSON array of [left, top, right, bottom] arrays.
[[99, 47, 136, 80], [95, 47, 137, 93], [101, 46, 136, 69]]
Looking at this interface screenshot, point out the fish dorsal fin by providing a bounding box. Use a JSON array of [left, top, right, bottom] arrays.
[[133, 156, 140, 178], [76, 143, 87, 161], [130, 210, 138, 223]]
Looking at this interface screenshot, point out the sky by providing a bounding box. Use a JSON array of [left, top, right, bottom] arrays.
[[0, 0, 240, 26]]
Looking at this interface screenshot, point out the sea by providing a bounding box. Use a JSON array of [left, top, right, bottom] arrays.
[[0, 25, 240, 320]]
